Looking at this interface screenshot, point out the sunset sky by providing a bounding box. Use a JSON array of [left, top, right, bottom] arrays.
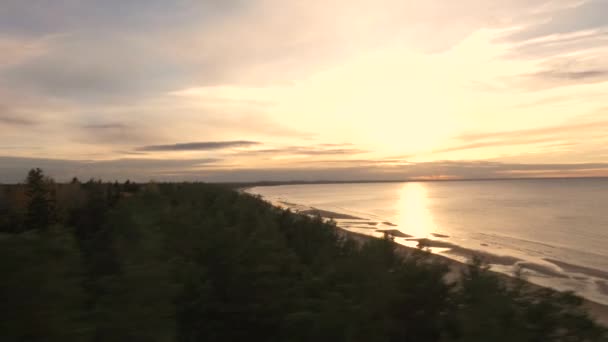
[[1, 0, 608, 182]]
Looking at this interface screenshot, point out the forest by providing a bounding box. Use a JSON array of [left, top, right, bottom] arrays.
[[0, 168, 606, 341]]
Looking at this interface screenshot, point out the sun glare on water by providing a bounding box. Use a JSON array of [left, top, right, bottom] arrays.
[[396, 182, 436, 238]]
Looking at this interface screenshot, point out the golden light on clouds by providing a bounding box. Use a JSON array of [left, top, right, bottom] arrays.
[[172, 27, 608, 165], [1, 0, 608, 181]]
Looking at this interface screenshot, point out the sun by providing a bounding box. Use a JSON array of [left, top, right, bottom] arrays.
[[268, 48, 467, 156]]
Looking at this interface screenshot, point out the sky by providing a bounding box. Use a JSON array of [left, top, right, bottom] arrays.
[[1, 0, 608, 182]]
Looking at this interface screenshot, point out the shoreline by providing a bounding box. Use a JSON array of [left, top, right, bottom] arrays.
[[228, 176, 608, 191], [254, 195, 608, 326], [331, 221, 608, 327]]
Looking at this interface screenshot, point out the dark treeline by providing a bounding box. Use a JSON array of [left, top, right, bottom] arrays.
[[0, 169, 606, 341]]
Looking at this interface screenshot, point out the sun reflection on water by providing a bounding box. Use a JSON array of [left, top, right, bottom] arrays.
[[396, 182, 435, 238]]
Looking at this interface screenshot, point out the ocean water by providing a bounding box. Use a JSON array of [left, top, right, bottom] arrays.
[[248, 179, 608, 305]]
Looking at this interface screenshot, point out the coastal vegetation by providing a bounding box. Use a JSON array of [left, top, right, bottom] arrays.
[[0, 169, 606, 341]]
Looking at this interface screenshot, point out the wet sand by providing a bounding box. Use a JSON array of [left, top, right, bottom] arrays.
[[299, 208, 363, 220], [249, 187, 608, 326], [332, 223, 608, 326], [376, 229, 412, 237], [276, 203, 608, 326], [597, 281, 608, 296], [545, 258, 608, 281]]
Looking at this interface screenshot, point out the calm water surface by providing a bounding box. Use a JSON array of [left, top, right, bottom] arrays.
[[249, 179, 608, 304]]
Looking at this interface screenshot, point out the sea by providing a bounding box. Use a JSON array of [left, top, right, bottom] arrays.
[[247, 179, 608, 305]]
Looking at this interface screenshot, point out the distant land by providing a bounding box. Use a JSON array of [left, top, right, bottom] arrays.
[[224, 176, 608, 188]]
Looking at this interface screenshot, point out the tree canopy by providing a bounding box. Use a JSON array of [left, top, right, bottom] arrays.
[[0, 169, 606, 341]]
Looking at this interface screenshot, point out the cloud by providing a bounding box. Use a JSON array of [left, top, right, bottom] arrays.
[[154, 160, 608, 182], [72, 121, 158, 146], [91, 158, 222, 168], [507, 30, 608, 59], [516, 60, 608, 89], [0, 0, 595, 103], [83, 123, 130, 130], [0, 115, 35, 126], [0, 0, 606, 171], [499, 4, 608, 90], [0, 0, 591, 113], [136, 140, 261, 152], [532, 69, 608, 81], [317, 143, 355, 147], [504, 0, 608, 43], [231, 145, 367, 157], [3, 156, 607, 183], [495, 1, 608, 91], [258, 158, 410, 169], [434, 137, 567, 154], [456, 119, 608, 142], [0, 0, 558, 103], [0, 34, 54, 67], [429, 118, 608, 158], [161, 0, 556, 86], [1, 32, 191, 103], [0, 104, 37, 126], [0, 1, 244, 36], [0, 1, 350, 102], [116, 151, 149, 156]]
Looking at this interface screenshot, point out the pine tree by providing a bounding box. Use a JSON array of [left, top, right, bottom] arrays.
[[24, 168, 54, 231]]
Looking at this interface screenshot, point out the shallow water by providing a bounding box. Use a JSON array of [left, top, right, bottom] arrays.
[[248, 179, 608, 305]]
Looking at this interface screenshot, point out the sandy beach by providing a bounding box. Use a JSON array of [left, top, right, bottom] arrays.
[[266, 199, 608, 327], [332, 220, 608, 326]]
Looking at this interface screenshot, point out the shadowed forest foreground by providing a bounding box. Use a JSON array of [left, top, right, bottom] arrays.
[[1, 169, 607, 341]]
